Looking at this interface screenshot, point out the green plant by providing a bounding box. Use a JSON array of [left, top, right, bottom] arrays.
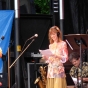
[[34, 0, 50, 14]]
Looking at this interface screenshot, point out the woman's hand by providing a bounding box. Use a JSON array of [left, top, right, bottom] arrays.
[[42, 55, 48, 60]]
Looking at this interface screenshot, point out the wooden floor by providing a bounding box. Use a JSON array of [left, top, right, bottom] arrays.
[[67, 86, 75, 88]]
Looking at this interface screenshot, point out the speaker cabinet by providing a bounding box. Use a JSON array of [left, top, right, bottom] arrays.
[[27, 63, 47, 88], [19, 14, 53, 53]]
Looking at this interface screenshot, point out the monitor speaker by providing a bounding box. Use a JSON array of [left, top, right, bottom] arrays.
[[27, 63, 47, 88]]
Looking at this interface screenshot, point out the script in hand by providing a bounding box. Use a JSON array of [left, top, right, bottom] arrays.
[[71, 77, 81, 85], [39, 49, 53, 57]]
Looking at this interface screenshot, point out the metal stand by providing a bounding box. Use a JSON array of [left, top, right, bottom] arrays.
[[79, 40, 83, 88], [76, 68, 80, 88], [9, 39, 35, 69], [8, 48, 10, 88]]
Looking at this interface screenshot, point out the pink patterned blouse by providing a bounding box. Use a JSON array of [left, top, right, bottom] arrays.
[[46, 41, 68, 78]]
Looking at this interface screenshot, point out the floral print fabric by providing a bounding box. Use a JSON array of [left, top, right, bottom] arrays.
[[46, 41, 68, 78], [69, 62, 88, 78]]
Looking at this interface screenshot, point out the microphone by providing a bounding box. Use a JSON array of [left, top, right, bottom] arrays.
[[29, 34, 38, 40], [21, 34, 38, 51]]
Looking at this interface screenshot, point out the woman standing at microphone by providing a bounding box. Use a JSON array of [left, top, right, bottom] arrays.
[[42, 26, 68, 88]]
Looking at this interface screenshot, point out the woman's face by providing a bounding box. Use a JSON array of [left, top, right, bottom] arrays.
[[71, 58, 80, 67], [50, 32, 58, 42]]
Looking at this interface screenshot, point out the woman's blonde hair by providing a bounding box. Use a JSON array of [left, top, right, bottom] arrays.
[[48, 26, 62, 44]]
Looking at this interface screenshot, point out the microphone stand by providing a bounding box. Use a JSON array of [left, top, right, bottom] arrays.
[[79, 39, 83, 88], [9, 39, 35, 69], [76, 39, 83, 88], [75, 39, 83, 88]]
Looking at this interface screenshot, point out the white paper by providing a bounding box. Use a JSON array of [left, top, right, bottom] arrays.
[[39, 49, 53, 57], [71, 77, 81, 85]]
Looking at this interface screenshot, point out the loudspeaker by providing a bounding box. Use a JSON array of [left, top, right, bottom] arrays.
[[19, 14, 53, 53], [27, 63, 47, 88]]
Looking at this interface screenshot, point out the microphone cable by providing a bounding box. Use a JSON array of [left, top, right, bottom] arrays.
[[21, 38, 30, 52]]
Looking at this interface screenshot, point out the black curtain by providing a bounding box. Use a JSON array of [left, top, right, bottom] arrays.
[[64, 0, 88, 34]]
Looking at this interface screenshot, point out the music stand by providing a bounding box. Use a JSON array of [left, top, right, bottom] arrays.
[[64, 34, 88, 88]]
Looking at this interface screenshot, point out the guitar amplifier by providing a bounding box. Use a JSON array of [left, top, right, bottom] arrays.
[[27, 63, 47, 88]]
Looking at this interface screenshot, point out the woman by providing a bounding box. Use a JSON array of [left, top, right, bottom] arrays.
[[42, 26, 68, 88]]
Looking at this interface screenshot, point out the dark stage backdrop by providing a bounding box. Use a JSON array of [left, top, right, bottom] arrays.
[[64, 0, 88, 34], [19, 14, 53, 53], [6, 0, 88, 35]]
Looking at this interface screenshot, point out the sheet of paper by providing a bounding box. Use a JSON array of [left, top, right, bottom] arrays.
[[39, 49, 53, 57], [71, 77, 81, 85]]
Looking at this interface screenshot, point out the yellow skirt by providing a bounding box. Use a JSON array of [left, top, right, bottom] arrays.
[[46, 78, 67, 88]]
